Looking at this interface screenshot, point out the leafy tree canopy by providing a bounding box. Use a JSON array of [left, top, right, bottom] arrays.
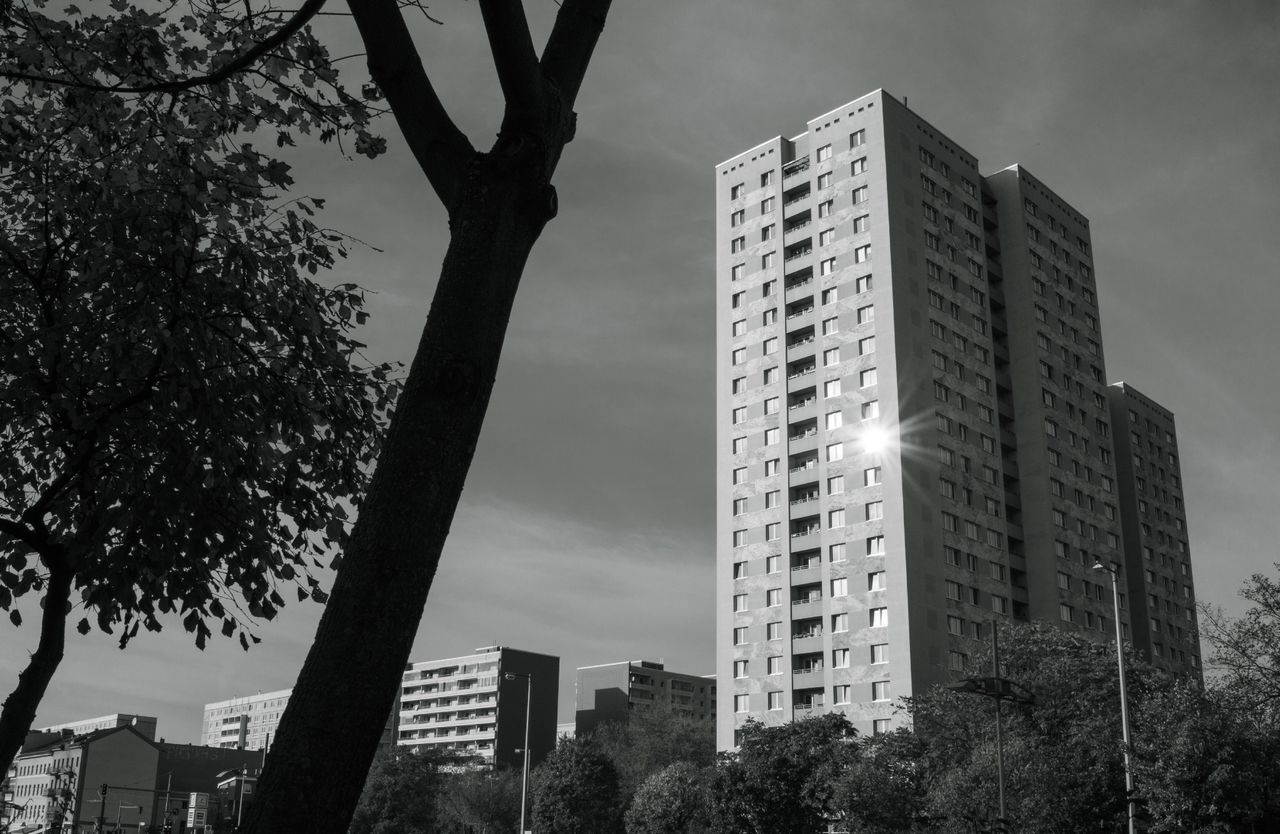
[[349, 747, 452, 834], [531, 735, 624, 834]]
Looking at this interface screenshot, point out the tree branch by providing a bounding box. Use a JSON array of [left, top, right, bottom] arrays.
[[0, 518, 45, 554], [346, 0, 474, 211], [478, 0, 542, 116], [540, 0, 612, 109]]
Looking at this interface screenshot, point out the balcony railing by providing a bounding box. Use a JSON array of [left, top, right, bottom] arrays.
[[787, 335, 815, 349], [791, 562, 820, 572], [785, 219, 811, 235], [786, 367, 815, 380], [785, 275, 813, 291], [790, 496, 817, 506], [789, 459, 818, 473], [788, 427, 817, 441], [792, 595, 822, 605], [785, 247, 813, 262], [789, 397, 816, 410], [783, 157, 811, 178], [786, 307, 814, 320]]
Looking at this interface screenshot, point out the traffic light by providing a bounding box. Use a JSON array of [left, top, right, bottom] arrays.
[[100, 783, 108, 798]]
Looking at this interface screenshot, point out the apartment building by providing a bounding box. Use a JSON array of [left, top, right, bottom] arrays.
[[36, 713, 157, 741], [715, 89, 1196, 748], [397, 646, 558, 770], [202, 688, 398, 754], [574, 660, 716, 735], [1108, 382, 1200, 676]]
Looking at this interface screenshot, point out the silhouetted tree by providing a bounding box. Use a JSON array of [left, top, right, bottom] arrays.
[[531, 736, 624, 834]]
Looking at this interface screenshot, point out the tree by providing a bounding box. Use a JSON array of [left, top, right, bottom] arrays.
[[624, 761, 713, 834], [707, 714, 855, 834], [349, 747, 452, 834], [530, 735, 624, 834], [833, 729, 933, 833], [1, 0, 614, 828], [0, 1, 396, 774], [593, 707, 716, 802], [436, 767, 523, 834], [1202, 566, 1280, 709]]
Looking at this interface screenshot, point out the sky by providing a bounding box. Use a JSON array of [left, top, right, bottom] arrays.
[[3, 0, 1279, 745]]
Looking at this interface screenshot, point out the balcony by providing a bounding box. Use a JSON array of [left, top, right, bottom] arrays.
[[785, 245, 813, 263], [788, 395, 816, 412], [791, 633, 824, 655], [786, 361, 816, 381], [783, 156, 811, 179], [788, 454, 818, 475], [785, 303, 814, 322]]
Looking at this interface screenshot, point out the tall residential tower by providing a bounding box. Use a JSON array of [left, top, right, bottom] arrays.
[[715, 89, 1197, 749]]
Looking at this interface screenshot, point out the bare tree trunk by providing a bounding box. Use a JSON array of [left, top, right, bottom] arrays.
[[0, 562, 72, 772], [239, 156, 555, 834]]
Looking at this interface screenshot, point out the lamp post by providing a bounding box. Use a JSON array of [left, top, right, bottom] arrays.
[[947, 624, 1034, 832], [504, 671, 533, 834], [1094, 560, 1136, 834]]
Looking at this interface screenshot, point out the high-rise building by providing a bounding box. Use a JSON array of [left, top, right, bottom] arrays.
[[1108, 382, 1199, 676], [397, 646, 558, 770], [202, 688, 292, 751], [574, 660, 716, 735], [715, 89, 1197, 749], [202, 688, 398, 753]]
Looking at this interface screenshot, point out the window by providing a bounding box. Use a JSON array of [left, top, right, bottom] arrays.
[[851, 157, 867, 175], [852, 185, 868, 204], [766, 588, 782, 607], [732, 348, 746, 366], [822, 287, 839, 305], [871, 681, 890, 701], [731, 209, 745, 227], [732, 377, 746, 395], [732, 466, 747, 485], [823, 347, 840, 366], [732, 406, 747, 425], [763, 308, 777, 325], [733, 529, 748, 547], [733, 593, 748, 611], [824, 379, 842, 398], [765, 458, 780, 476], [861, 400, 880, 420], [867, 535, 885, 555], [945, 580, 962, 601], [1059, 603, 1074, 623], [827, 475, 845, 495], [833, 648, 850, 668], [765, 522, 780, 541], [734, 694, 749, 713], [991, 595, 1009, 614], [733, 660, 748, 678], [868, 570, 886, 591], [870, 607, 888, 627], [854, 244, 871, 263], [817, 171, 833, 189], [733, 626, 748, 645], [761, 171, 774, 187], [857, 304, 874, 324], [731, 236, 745, 253], [763, 337, 778, 355], [816, 144, 832, 162], [730, 263, 745, 282], [833, 685, 851, 705], [765, 427, 779, 445], [767, 656, 783, 675], [854, 214, 870, 234], [762, 280, 776, 297], [828, 508, 846, 528], [864, 466, 882, 486], [731, 183, 744, 200], [856, 274, 873, 293], [764, 489, 780, 508], [827, 443, 844, 462], [832, 577, 849, 597], [819, 228, 835, 247], [761, 197, 775, 214], [732, 291, 745, 309], [766, 554, 780, 573], [766, 621, 782, 640], [732, 319, 747, 338], [764, 397, 779, 415], [763, 366, 778, 384], [865, 501, 884, 521], [767, 691, 783, 710], [732, 436, 747, 454], [850, 129, 866, 147], [826, 411, 844, 430], [947, 614, 964, 635], [949, 651, 968, 671], [832, 612, 849, 632], [829, 542, 847, 562], [859, 336, 876, 355], [820, 257, 837, 276], [819, 199, 834, 218]]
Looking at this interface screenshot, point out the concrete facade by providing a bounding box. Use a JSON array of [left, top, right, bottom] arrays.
[[397, 646, 558, 771], [1108, 382, 1201, 676], [36, 714, 158, 742], [715, 89, 1194, 749], [202, 687, 397, 754], [574, 660, 716, 735]]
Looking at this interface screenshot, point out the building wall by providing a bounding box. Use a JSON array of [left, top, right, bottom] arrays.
[[76, 729, 160, 832], [201, 688, 291, 751], [37, 713, 158, 741], [1108, 382, 1201, 676], [399, 646, 558, 771], [574, 661, 715, 735]]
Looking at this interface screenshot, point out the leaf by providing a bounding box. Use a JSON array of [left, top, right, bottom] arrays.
[[9, 610, 20, 627], [76, 618, 91, 635]]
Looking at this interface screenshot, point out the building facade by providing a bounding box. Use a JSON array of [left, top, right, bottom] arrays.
[[202, 688, 397, 754], [574, 660, 716, 735], [35, 713, 157, 741], [1108, 382, 1200, 676], [397, 646, 559, 770], [715, 89, 1197, 748]]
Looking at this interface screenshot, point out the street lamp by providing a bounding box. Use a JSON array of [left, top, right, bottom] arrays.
[[504, 671, 533, 834], [1094, 559, 1136, 834]]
